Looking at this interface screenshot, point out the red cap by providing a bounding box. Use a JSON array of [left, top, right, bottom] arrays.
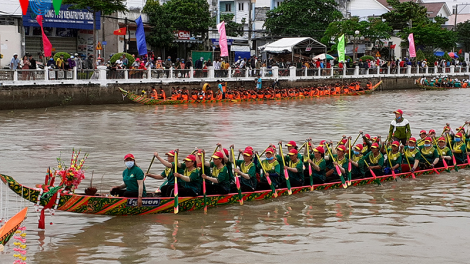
[[429, 129, 436, 134], [438, 137, 446, 142], [455, 132, 463, 138], [420, 130, 426, 134], [243, 149, 253, 156], [371, 143, 379, 149], [319, 140, 327, 146], [124, 154, 135, 160], [245, 146, 254, 151], [364, 134, 371, 140], [340, 138, 348, 144], [424, 137, 432, 142], [184, 154, 196, 162], [288, 149, 298, 155], [166, 150, 175, 157], [354, 144, 363, 151], [336, 145, 346, 152], [313, 146, 325, 154], [372, 137, 378, 142], [443, 126, 450, 131], [223, 148, 229, 157], [286, 141, 297, 147], [394, 109, 403, 115], [265, 148, 274, 154], [408, 137, 417, 143], [212, 151, 224, 159], [392, 141, 400, 147], [196, 149, 203, 156], [457, 126, 465, 131]]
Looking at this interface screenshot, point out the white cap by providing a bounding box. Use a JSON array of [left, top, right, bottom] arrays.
[[13, 53, 18, 56], [71, 56, 74, 59]]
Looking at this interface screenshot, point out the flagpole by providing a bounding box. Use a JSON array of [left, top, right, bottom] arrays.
[[124, 17, 128, 53]]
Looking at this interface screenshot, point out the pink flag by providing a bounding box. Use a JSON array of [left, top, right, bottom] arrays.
[[36, 15, 52, 57], [217, 21, 229, 57], [408, 33, 416, 58]]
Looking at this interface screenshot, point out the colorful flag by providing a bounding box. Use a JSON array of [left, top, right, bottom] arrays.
[[36, 15, 52, 57], [217, 21, 229, 57], [408, 33, 416, 58], [53, 0, 62, 15], [19, 0, 29, 15], [458, 49, 463, 55], [113, 27, 127, 36], [390, 44, 396, 49], [135, 16, 147, 56], [337, 34, 345, 62]]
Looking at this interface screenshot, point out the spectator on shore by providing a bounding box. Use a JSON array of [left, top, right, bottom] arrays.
[[21, 55, 30, 80], [68, 56, 76, 70], [56, 55, 65, 70], [10, 53, 20, 70], [28, 54, 36, 80]]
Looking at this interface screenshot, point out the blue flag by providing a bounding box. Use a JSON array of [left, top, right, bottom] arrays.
[[135, 16, 147, 56]]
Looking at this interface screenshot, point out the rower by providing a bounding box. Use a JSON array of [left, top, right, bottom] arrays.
[[158, 87, 166, 100], [384, 141, 402, 175], [284, 149, 304, 187], [349, 144, 366, 179], [232, 148, 257, 192], [362, 133, 372, 155], [364, 143, 384, 177], [307, 146, 327, 184], [436, 137, 452, 168], [202, 151, 231, 195], [418, 137, 439, 169], [451, 133, 467, 164], [402, 137, 420, 172], [428, 129, 437, 146], [145, 150, 177, 197], [417, 130, 427, 148], [150, 87, 158, 99], [256, 148, 281, 190], [174, 154, 202, 196], [327, 145, 348, 183], [388, 109, 411, 146]]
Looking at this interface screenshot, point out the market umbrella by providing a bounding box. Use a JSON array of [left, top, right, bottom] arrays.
[[313, 53, 335, 60], [448, 52, 459, 58]]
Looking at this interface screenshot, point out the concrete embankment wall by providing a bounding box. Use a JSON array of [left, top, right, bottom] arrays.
[[0, 77, 421, 110]]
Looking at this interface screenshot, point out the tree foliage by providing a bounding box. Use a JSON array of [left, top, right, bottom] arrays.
[[143, 0, 175, 49], [381, 0, 428, 30], [211, 13, 245, 37], [144, 0, 211, 49], [321, 16, 392, 49], [264, 0, 343, 40], [64, 0, 128, 15], [416, 49, 426, 61], [403, 22, 457, 51], [456, 21, 470, 51]]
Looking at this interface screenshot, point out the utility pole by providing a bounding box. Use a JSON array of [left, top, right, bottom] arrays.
[[124, 17, 128, 53]]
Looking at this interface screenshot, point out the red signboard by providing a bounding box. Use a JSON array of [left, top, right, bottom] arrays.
[[177, 30, 190, 40]]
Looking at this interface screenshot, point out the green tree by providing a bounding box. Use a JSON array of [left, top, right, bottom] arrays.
[[404, 22, 457, 51], [64, 0, 128, 67], [164, 0, 211, 40], [264, 0, 343, 40], [416, 49, 426, 61], [381, 0, 428, 30], [211, 13, 245, 37], [321, 16, 392, 50], [143, 0, 176, 49], [456, 20, 470, 51]]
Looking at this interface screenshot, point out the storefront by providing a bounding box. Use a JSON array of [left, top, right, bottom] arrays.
[[23, 4, 100, 56]]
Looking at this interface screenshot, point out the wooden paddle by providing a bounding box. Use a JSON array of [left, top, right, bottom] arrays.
[[231, 147, 244, 205], [306, 141, 314, 191], [347, 139, 352, 186], [364, 159, 377, 179], [324, 143, 347, 188], [143, 156, 156, 181], [446, 133, 458, 172], [255, 153, 278, 198], [384, 145, 397, 180], [174, 151, 179, 214], [279, 143, 292, 195], [403, 151, 416, 179], [201, 151, 208, 214], [351, 132, 363, 147], [209, 145, 219, 162], [419, 151, 440, 175]]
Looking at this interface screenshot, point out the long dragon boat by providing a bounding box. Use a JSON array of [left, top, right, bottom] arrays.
[[120, 81, 382, 106], [1, 161, 467, 217], [0, 207, 28, 246], [416, 78, 467, 90]]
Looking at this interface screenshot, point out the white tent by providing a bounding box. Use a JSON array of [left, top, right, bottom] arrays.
[[263, 37, 327, 61]]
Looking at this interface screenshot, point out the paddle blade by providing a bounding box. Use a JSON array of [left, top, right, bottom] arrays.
[[411, 172, 416, 179], [370, 169, 377, 179], [433, 168, 440, 175], [443, 159, 449, 170], [392, 170, 396, 180], [348, 161, 352, 172]]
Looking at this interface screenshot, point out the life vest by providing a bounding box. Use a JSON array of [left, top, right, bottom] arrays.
[[191, 94, 198, 100], [216, 93, 222, 100], [335, 86, 340, 93], [182, 94, 189, 100], [257, 94, 264, 99]]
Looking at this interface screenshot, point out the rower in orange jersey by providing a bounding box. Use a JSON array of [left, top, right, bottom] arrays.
[[171, 87, 178, 100], [215, 90, 223, 100], [150, 87, 158, 99], [158, 87, 166, 100], [181, 88, 189, 101], [206, 89, 213, 100], [190, 88, 198, 100]]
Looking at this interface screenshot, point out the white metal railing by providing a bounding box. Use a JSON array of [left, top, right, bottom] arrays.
[[1, 64, 469, 86]]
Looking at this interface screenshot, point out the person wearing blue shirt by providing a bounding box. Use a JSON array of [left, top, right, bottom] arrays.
[[256, 75, 262, 89]]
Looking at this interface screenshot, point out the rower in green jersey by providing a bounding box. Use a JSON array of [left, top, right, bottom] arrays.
[[388, 109, 411, 146], [303, 141, 314, 182], [175, 154, 202, 196], [307, 146, 327, 184], [349, 144, 366, 179], [145, 150, 179, 197], [417, 130, 427, 148], [232, 148, 257, 192], [402, 137, 420, 172], [256, 147, 281, 190], [418, 137, 439, 169], [325, 145, 348, 183], [361, 134, 372, 156], [428, 129, 438, 147], [384, 141, 402, 175], [276, 140, 302, 180], [202, 151, 231, 195], [451, 133, 467, 164], [284, 148, 304, 187], [435, 136, 452, 168], [364, 143, 384, 177]]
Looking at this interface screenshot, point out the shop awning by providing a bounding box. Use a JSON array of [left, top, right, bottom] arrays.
[[264, 37, 326, 54]]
